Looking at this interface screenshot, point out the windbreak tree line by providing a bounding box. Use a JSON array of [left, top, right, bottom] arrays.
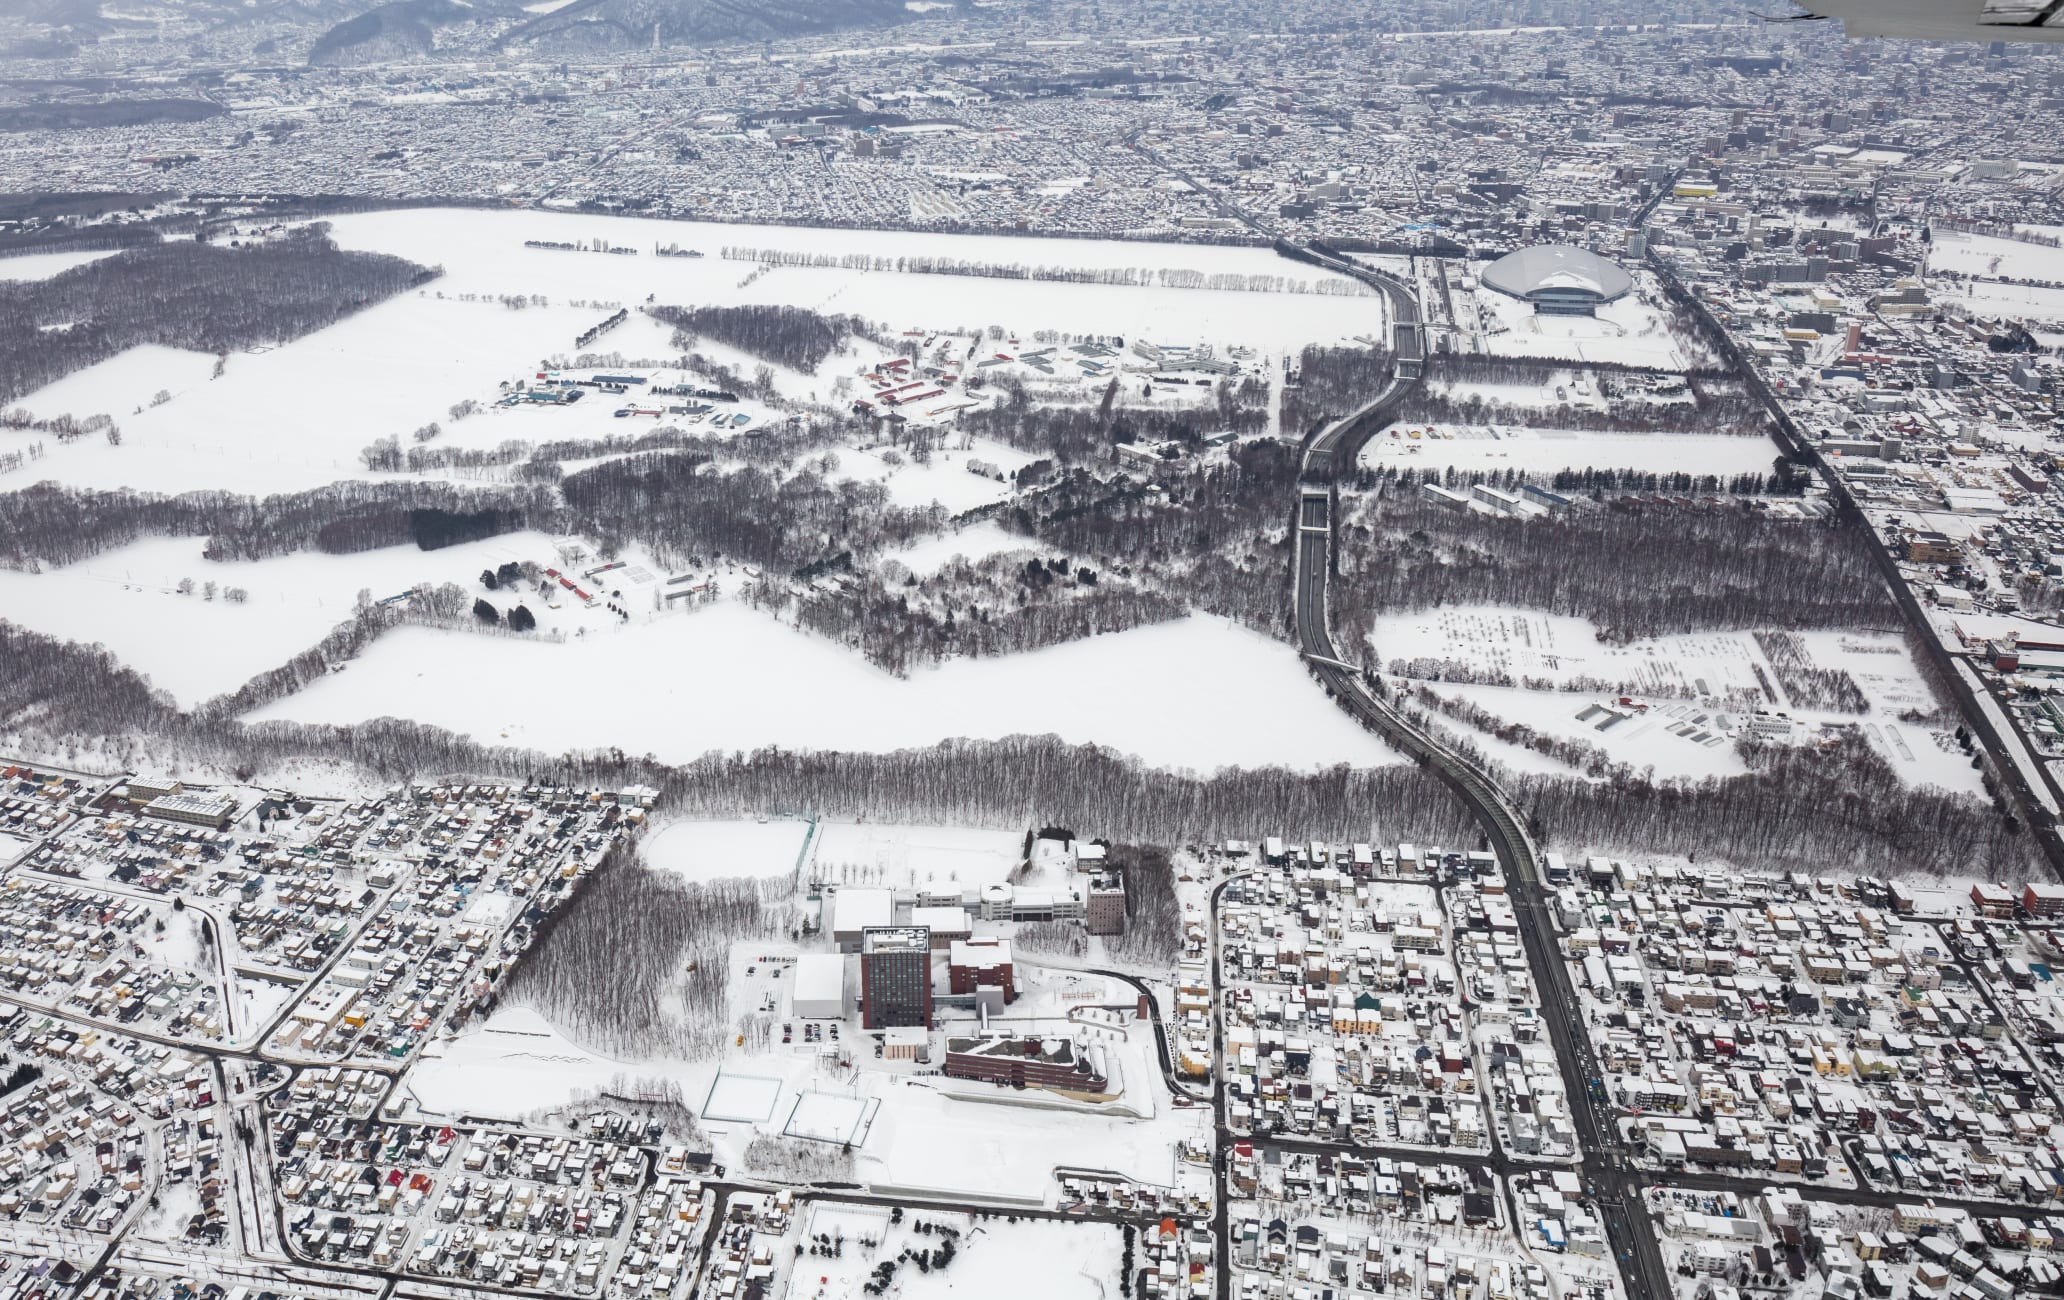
[[1281, 343, 1396, 437], [1509, 739, 2035, 878]]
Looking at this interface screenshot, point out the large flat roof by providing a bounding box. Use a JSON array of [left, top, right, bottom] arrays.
[[794, 953, 845, 1002], [831, 887, 895, 932]]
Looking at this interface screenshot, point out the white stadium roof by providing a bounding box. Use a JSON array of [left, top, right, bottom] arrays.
[[1480, 244, 1634, 304]]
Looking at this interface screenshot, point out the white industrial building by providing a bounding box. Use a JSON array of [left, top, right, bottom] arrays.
[[793, 954, 848, 1020]]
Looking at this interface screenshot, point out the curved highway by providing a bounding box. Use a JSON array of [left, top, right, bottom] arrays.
[[1280, 240, 1676, 1300]]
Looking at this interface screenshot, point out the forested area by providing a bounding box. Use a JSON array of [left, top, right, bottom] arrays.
[[0, 221, 160, 257], [1280, 344, 1395, 438], [779, 562, 1188, 676], [562, 450, 944, 574], [0, 622, 178, 740], [0, 479, 556, 568], [768, 434, 1306, 672], [1334, 488, 1896, 646], [0, 224, 436, 404], [501, 846, 797, 1059], [648, 303, 869, 373], [1103, 842, 1181, 968], [1006, 438, 1306, 628], [1753, 631, 1869, 712], [1508, 739, 2042, 876]]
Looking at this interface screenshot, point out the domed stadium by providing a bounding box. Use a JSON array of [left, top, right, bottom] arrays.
[[1480, 244, 1634, 316]]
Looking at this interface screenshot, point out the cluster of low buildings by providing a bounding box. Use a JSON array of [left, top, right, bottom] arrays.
[[0, 1006, 212, 1243], [1648, 1184, 2064, 1300], [1226, 1147, 1535, 1300], [1556, 856, 2064, 1201], [0, 875, 226, 1041], [1214, 842, 1552, 1153]]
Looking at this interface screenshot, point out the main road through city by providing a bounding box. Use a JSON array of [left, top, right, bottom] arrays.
[[1281, 242, 1677, 1300]]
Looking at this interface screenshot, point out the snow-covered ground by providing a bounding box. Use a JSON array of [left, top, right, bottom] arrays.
[[834, 439, 1036, 512], [1358, 425, 1777, 477], [644, 818, 811, 883], [7, 207, 1377, 500], [1938, 277, 2064, 324], [407, 989, 1208, 1205], [0, 532, 555, 706], [1375, 607, 1767, 697], [246, 605, 1401, 772], [10, 294, 593, 495], [886, 520, 1040, 576], [1421, 680, 1749, 781], [328, 207, 1375, 348], [810, 822, 1026, 890], [0, 248, 119, 281], [1928, 227, 2064, 281], [12, 343, 218, 427], [1465, 274, 1690, 369]]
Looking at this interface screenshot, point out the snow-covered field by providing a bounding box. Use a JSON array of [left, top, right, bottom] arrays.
[[6, 206, 1379, 502], [1928, 228, 2064, 282], [1376, 607, 1977, 791], [781, 1091, 876, 1144], [811, 822, 1026, 890], [246, 604, 1401, 772], [643, 818, 811, 883], [10, 293, 594, 496], [835, 439, 1036, 512], [1358, 425, 1777, 477], [0, 248, 119, 281], [330, 207, 1377, 349], [0, 532, 553, 706], [1939, 278, 2064, 324], [14, 344, 218, 427]]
